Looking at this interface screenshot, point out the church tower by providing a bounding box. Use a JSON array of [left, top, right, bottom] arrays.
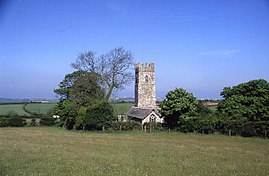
[[135, 63, 156, 109], [127, 62, 162, 125]]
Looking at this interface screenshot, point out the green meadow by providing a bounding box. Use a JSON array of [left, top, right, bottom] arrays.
[[24, 103, 56, 115], [0, 102, 132, 117], [112, 102, 133, 115], [0, 127, 268, 176], [0, 104, 30, 116]]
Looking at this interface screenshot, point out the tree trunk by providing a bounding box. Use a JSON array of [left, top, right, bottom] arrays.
[[106, 86, 114, 100]]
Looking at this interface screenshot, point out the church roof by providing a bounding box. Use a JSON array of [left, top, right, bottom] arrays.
[[127, 107, 161, 120]]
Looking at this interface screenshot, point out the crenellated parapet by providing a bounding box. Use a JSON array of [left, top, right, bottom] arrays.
[[135, 62, 155, 72]]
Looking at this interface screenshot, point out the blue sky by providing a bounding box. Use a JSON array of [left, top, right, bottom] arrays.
[[0, 0, 269, 99]]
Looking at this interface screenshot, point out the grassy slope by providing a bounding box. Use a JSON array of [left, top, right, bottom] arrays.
[[0, 104, 30, 116], [0, 127, 268, 176], [112, 102, 133, 115], [0, 102, 130, 116], [25, 103, 56, 115]]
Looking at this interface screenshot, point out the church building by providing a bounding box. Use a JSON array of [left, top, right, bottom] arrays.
[[127, 63, 163, 124]]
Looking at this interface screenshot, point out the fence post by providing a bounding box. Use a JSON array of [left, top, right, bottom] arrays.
[[229, 130, 232, 136]]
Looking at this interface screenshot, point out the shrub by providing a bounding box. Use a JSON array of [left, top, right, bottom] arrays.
[[143, 122, 164, 132], [9, 118, 26, 127], [40, 117, 55, 126], [0, 118, 10, 127], [0, 117, 26, 127], [109, 121, 142, 131]]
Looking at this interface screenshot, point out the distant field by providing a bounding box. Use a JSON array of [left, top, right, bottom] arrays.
[[0, 104, 30, 116], [112, 102, 133, 115], [0, 127, 268, 175], [208, 105, 217, 111], [0, 102, 132, 116], [25, 103, 56, 115], [0, 103, 56, 116]]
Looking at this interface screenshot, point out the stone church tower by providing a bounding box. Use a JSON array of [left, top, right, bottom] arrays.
[[135, 63, 156, 108], [127, 62, 162, 125]]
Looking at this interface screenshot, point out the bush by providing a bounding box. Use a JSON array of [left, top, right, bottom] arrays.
[[80, 100, 115, 131], [0, 118, 10, 127], [109, 121, 142, 131], [143, 122, 164, 132], [0, 117, 26, 127], [40, 117, 55, 126]]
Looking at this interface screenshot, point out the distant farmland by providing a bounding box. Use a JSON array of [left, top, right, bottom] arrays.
[[0, 103, 56, 116], [0, 104, 31, 116], [0, 102, 133, 116]]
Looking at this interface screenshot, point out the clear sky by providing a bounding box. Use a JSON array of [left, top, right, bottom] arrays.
[[0, 0, 269, 99]]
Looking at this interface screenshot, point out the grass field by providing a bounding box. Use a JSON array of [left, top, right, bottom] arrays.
[[208, 105, 217, 112], [112, 102, 133, 115], [0, 102, 132, 116], [0, 127, 268, 175], [25, 103, 56, 115], [0, 104, 30, 116]]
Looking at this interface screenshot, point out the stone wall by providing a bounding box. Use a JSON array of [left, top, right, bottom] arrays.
[[135, 62, 156, 108]]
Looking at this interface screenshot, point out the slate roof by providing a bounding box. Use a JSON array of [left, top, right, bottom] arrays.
[[127, 107, 161, 120]]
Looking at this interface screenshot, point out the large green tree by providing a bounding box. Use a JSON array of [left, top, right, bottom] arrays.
[[54, 70, 87, 100], [71, 47, 134, 100], [69, 72, 105, 109], [54, 71, 105, 130], [160, 88, 198, 129], [218, 79, 269, 122]]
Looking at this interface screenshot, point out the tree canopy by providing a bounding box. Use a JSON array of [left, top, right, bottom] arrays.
[[218, 79, 269, 121], [69, 72, 105, 109], [71, 47, 134, 100], [54, 70, 87, 100], [160, 88, 198, 129]]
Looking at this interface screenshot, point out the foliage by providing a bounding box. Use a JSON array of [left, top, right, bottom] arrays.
[[160, 88, 198, 129], [76, 100, 115, 130], [54, 72, 106, 130], [54, 100, 77, 130], [54, 70, 87, 100], [216, 79, 269, 137], [218, 79, 269, 121], [143, 122, 164, 132], [69, 72, 105, 109], [40, 117, 55, 126], [109, 121, 142, 131], [71, 47, 134, 100], [0, 118, 10, 127], [0, 117, 26, 127]]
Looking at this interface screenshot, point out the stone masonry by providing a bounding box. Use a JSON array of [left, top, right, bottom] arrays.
[[135, 62, 156, 108]]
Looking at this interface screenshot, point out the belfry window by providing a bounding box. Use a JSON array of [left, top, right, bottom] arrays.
[[145, 75, 149, 83]]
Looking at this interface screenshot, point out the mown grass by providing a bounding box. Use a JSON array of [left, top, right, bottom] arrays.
[[0, 127, 268, 176]]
